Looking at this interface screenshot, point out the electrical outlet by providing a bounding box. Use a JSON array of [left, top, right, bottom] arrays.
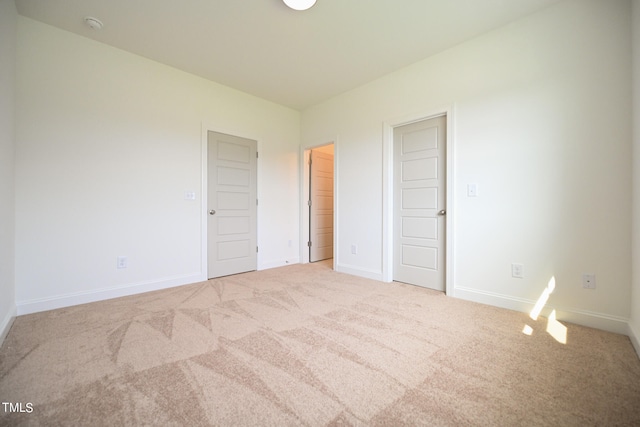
[[582, 273, 596, 289], [351, 244, 358, 255], [117, 256, 128, 269], [512, 263, 524, 278]]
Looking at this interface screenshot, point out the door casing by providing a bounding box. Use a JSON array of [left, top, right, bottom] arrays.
[[300, 140, 337, 267]]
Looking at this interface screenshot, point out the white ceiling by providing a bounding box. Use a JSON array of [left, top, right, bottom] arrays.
[[15, 0, 562, 110]]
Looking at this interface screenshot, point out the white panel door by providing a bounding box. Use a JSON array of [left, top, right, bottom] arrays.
[[309, 149, 334, 262], [207, 131, 257, 278], [393, 116, 446, 290]]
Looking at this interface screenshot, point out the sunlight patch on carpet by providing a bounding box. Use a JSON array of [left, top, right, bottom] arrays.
[[546, 310, 567, 344]]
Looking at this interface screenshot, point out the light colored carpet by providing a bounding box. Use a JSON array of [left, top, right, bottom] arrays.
[[1, 261, 639, 426]]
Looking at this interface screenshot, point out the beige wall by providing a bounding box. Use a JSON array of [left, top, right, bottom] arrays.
[[14, 17, 301, 313], [0, 0, 17, 343], [302, 0, 633, 333]]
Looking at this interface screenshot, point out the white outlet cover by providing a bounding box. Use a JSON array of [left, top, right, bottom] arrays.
[[467, 183, 478, 197], [582, 273, 596, 289], [117, 256, 128, 269], [511, 263, 524, 278]]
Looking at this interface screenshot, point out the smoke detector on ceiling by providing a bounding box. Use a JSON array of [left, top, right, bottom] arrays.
[[84, 16, 103, 30]]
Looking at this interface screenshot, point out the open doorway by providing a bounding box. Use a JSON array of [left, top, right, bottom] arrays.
[[302, 143, 334, 266]]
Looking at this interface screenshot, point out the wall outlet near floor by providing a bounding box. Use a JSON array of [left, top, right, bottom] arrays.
[[117, 256, 128, 269], [351, 244, 358, 255], [511, 263, 524, 278], [582, 273, 596, 289]]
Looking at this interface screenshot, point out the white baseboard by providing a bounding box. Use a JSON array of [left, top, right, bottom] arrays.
[[16, 273, 204, 316], [454, 286, 629, 335], [335, 263, 383, 281], [259, 258, 300, 270], [0, 304, 17, 346], [628, 321, 640, 359]]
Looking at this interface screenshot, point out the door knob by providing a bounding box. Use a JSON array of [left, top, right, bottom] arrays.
[[438, 209, 446, 216], [209, 209, 216, 215]]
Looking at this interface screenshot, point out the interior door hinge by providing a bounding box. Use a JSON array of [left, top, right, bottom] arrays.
[[256, 152, 259, 158], [307, 241, 312, 247], [307, 200, 312, 206], [256, 199, 258, 206], [256, 246, 258, 253]]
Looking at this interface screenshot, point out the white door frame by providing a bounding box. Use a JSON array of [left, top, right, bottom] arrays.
[[201, 123, 261, 280], [300, 138, 338, 268], [382, 107, 455, 296]]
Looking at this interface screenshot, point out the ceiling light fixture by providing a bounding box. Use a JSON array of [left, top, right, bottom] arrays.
[[283, 0, 316, 11], [84, 16, 103, 30]]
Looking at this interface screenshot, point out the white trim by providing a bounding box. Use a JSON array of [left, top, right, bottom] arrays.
[[299, 148, 311, 264], [334, 140, 339, 272], [200, 125, 209, 281], [455, 285, 630, 335], [0, 305, 16, 346], [382, 106, 455, 295], [260, 257, 301, 270], [16, 273, 202, 316], [300, 137, 338, 271], [335, 263, 383, 281], [629, 321, 640, 359], [201, 123, 262, 279]]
